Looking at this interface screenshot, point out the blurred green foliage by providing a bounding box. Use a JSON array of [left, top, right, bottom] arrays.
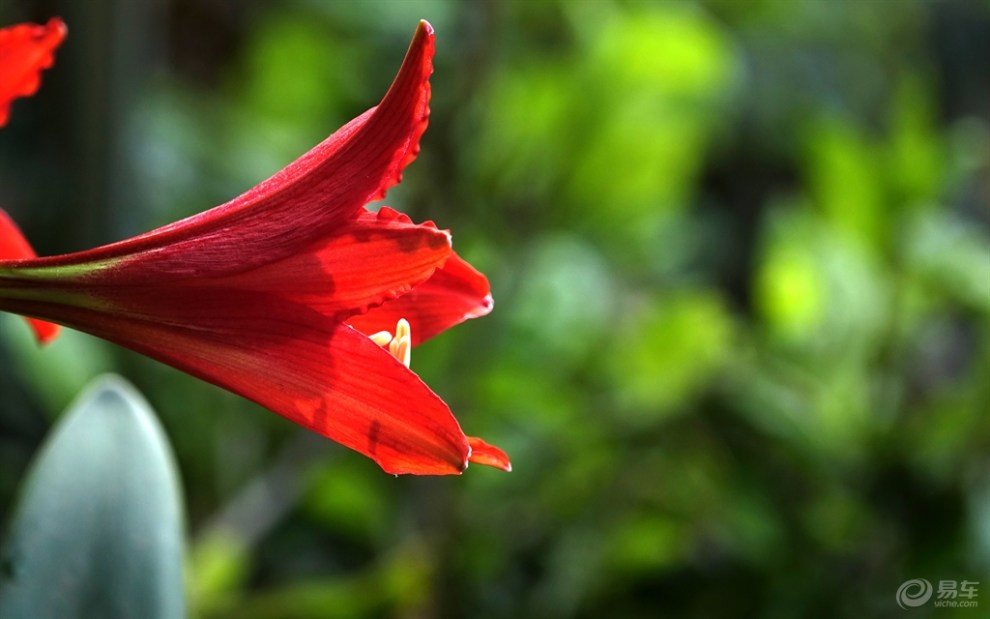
[[1, 0, 989, 618]]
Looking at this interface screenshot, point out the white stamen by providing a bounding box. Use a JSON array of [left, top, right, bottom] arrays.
[[368, 330, 393, 347], [369, 319, 412, 368], [389, 318, 412, 368]]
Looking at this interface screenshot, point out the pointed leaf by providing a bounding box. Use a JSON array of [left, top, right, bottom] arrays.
[[0, 375, 185, 619]]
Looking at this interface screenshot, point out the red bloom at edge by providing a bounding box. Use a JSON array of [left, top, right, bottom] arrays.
[[0, 17, 66, 127], [0, 20, 510, 475]]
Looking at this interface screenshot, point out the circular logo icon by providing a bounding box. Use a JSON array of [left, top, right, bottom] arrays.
[[896, 578, 934, 609]]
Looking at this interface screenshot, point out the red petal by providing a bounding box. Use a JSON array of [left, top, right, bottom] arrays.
[[0, 18, 66, 127], [3, 287, 471, 475], [467, 436, 512, 472], [200, 206, 452, 320], [21, 21, 435, 280], [0, 210, 59, 343], [347, 249, 493, 345]]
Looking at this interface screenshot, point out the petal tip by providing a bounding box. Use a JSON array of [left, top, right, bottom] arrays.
[[0, 16, 68, 127], [474, 293, 494, 318], [48, 17, 68, 40], [467, 436, 512, 472], [33, 321, 61, 345]]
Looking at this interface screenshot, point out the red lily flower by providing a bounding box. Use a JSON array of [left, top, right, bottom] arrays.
[[0, 17, 66, 127], [0, 21, 510, 475]]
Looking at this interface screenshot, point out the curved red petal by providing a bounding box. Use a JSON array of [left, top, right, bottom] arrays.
[[183, 206, 452, 320], [1, 288, 471, 475], [0, 210, 59, 343], [367, 20, 433, 202], [467, 436, 512, 472], [347, 249, 493, 345], [0, 18, 66, 127], [19, 21, 435, 280]]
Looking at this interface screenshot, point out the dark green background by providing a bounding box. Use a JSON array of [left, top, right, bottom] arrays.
[[2, 1, 988, 617]]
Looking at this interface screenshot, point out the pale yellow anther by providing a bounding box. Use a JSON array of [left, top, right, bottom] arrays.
[[369, 319, 412, 368], [368, 330, 393, 347], [389, 318, 412, 368]]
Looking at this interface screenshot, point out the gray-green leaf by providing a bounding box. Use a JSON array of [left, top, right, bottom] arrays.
[[0, 375, 185, 619]]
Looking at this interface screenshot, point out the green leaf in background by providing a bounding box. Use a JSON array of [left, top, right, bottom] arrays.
[[803, 114, 886, 249], [606, 289, 734, 422], [0, 375, 185, 619]]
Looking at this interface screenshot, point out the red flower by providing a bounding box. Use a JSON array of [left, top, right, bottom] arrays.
[[0, 21, 510, 475], [0, 17, 66, 127]]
